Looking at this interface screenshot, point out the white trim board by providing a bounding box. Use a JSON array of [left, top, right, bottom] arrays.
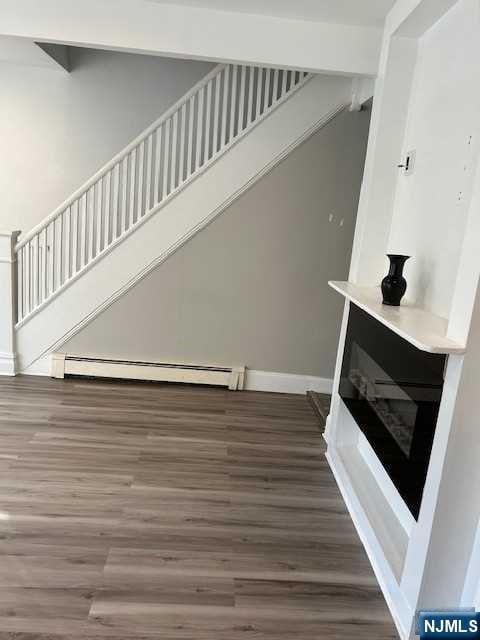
[[0, 352, 16, 376], [245, 370, 333, 395]]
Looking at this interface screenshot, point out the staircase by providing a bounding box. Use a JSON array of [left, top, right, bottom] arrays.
[[2, 64, 352, 374]]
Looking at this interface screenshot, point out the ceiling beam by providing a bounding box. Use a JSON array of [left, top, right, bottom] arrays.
[[0, 0, 382, 76]]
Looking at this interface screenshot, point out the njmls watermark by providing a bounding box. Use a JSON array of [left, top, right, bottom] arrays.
[[416, 609, 480, 638]]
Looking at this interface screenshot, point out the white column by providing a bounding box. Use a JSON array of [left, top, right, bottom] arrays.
[[0, 231, 21, 375], [407, 281, 480, 614]]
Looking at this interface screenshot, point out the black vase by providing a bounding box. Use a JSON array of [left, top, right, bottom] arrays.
[[381, 254, 409, 306]]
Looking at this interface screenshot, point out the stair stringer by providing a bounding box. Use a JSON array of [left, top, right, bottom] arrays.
[[16, 74, 352, 372]]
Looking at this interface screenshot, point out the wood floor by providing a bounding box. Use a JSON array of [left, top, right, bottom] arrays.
[[0, 376, 398, 639]]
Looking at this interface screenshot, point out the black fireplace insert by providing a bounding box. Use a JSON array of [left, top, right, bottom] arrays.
[[339, 303, 446, 519]]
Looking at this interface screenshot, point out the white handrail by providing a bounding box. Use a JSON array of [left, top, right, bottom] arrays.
[[16, 64, 225, 250], [15, 66, 309, 323]]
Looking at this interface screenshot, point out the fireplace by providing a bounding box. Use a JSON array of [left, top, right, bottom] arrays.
[[339, 304, 446, 519]]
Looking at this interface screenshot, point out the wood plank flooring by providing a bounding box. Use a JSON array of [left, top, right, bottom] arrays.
[[0, 376, 398, 639]]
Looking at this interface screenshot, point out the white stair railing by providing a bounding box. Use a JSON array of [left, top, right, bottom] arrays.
[[15, 65, 310, 324]]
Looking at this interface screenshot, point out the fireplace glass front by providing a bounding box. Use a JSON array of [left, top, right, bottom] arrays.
[[339, 303, 446, 519]]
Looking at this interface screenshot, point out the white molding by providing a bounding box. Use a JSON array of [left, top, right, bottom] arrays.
[[245, 370, 333, 395], [20, 357, 331, 396], [0, 231, 21, 374], [0, 351, 16, 376]]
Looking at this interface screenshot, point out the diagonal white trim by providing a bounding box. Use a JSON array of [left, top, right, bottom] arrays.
[[18, 102, 347, 362], [21, 353, 51, 377], [15, 73, 352, 370], [15, 70, 313, 328]]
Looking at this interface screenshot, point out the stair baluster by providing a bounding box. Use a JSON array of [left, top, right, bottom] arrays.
[[15, 64, 310, 324]]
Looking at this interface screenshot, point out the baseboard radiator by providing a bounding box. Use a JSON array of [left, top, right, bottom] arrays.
[[51, 354, 245, 390]]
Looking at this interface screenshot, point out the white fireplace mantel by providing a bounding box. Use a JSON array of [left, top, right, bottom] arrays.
[[329, 281, 466, 355]]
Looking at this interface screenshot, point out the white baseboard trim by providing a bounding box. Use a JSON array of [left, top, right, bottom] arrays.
[[0, 351, 16, 376], [19, 358, 333, 396], [245, 369, 333, 395], [21, 354, 52, 377]]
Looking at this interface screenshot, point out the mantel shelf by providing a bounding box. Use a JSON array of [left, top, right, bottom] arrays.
[[329, 281, 466, 355]]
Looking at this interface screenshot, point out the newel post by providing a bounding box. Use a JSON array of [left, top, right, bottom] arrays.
[[0, 231, 21, 375]]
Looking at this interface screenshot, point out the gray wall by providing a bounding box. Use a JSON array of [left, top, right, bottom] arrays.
[[0, 47, 212, 236], [64, 107, 370, 378]]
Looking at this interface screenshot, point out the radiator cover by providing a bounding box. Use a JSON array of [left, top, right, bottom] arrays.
[[51, 354, 245, 390]]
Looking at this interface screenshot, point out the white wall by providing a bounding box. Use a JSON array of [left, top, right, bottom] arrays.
[[350, 0, 480, 326], [0, 47, 212, 237], [461, 516, 480, 608], [412, 281, 480, 610], [350, 33, 418, 288], [387, 0, 480, 319], [62, 108, 371, 379], [0, 35, 63, 69]]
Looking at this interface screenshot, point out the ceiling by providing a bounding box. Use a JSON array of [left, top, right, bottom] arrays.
[[147, 0, 396, 27]]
